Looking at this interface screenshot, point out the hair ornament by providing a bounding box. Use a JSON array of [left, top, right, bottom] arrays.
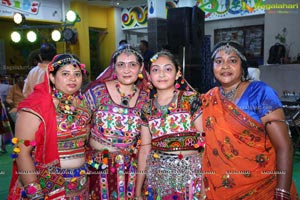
[[80, 64, 86, 74], [150, 53, 159, 63], [48, 65, 54, 72], [211, 42, 247, 61], [112, 44, 143, 62], [49, 56, 85, 72]]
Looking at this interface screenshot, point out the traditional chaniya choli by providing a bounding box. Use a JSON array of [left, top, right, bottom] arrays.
[[8, 89, 91, 200], [84, 83, 148, 200], [141, 90, 205, 200], [53, 91, 91, 199]]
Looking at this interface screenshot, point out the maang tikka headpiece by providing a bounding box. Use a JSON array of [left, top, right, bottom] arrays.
[[48, 55, 86, 74], [112, 44, 143, 62], [211, 43, 247, 62]]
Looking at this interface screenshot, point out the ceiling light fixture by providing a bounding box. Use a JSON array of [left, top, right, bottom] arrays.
[[51, 29, 62, 42], [11, 31, 21, 43], [66, 10, 80, 23], [27, 30, 37, 43], [13, 12, 26, 25]]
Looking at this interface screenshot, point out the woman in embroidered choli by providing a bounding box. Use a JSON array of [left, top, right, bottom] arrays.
[[8, 54, 91, 199], [135, 52, 205, 200], [201, 41, 298, 200], [84, 45, 149, 200]]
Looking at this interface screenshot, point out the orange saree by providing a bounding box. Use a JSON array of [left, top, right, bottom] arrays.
[[202, 87, 298, 200]]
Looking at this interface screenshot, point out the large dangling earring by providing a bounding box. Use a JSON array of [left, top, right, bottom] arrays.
[[147, 81, 153, 90], [146, 82, 153, 93], [113, 73, 117, 80], [138, 72, 144, 79]]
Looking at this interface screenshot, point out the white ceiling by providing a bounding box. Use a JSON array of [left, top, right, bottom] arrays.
[[75, 0, 147, 8]]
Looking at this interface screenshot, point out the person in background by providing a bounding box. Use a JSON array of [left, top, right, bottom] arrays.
[[23, 43, 57, 98], [8, 54, 91, 199], [6, 74, 26, 123], [0, 75, 11, 102], [0, 97, 13, 154], [118, 39, 128, 50], [0, 76, 13, 154], [27, 49, 41, 69], [84, 45, 149, 200], [201, 41, 298, 199], [139, 40, 155, 71], [135, 51, 205, 200]]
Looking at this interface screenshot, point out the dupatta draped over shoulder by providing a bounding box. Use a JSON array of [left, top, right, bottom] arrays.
[[202, 87, 277, 199], [17, 73, 59, 164], [8, 73, 62, 199]]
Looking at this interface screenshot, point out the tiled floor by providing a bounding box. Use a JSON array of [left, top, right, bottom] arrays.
[[1, 145, 299, 199]]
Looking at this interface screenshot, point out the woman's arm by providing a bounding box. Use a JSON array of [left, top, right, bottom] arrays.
[[261, 108, 293, 191], [15, 110, 41, 185], [135, 125, 152, 199]]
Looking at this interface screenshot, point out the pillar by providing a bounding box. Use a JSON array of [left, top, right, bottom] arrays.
[[147, 0, 167, 53]]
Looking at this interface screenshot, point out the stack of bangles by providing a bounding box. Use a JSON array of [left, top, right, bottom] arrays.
[[24, 181, 44, 200], [274, 188, 291, 200]]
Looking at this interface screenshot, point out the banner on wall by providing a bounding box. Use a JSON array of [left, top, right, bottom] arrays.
[[0, 0, 63, 22], [197, 0, 266, 21], [120, 0, 267, 30], [121, 0, 178, 30]]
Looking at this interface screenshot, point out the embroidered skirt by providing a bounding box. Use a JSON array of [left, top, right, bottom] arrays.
[[8, 164, 89, 200], [145, 151, 203, 200], [87, 147, 137, 200]]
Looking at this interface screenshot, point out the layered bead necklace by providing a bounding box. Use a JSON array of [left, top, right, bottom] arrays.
[[220, 82, 242, 101], [115, 82, 138, 107], [53, 89, 83, 128]]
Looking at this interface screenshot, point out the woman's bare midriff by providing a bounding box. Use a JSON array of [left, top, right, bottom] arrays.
[[60, 157, 85, 169], [89, 137, 119, 152]]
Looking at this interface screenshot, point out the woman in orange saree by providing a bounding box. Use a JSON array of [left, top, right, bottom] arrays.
[[201, 41, 298, 200]]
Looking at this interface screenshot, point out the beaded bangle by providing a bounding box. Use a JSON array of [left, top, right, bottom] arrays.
[[10, 137, 37, 159], [24, 181, 43, 199]]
